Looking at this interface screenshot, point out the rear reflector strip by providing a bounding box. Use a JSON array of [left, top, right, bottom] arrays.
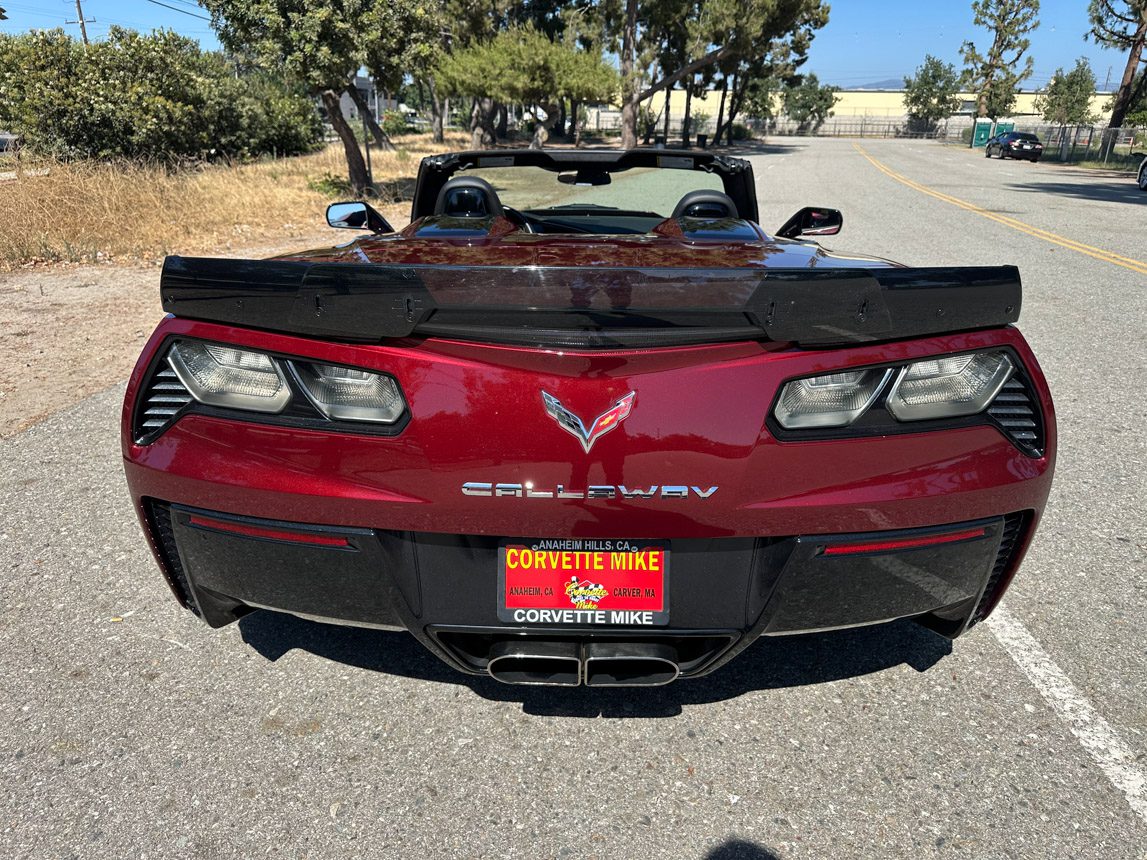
[[822, 526, 986, 556], [187, 515, 350, 547]]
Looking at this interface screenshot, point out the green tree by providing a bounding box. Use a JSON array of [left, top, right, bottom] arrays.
[[782, 72, 838, 133], [1087, 0, 1146, 134], [610, 0, 829, 149], [961, 0, 1040, 119], [357, 0, 443, 150], [1035, 58, 1099, 126], [437, 25, 617, 148], [903, 54, 962, 130], [202, 0, 372, 192], [711, 13, 825, 146]]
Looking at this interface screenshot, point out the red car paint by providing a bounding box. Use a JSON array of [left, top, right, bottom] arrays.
[[123, 317, 1054, 540]]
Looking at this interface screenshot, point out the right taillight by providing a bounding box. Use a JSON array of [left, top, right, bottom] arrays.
[[773, 350, 1018, 431], [773, 368, 892, 429]]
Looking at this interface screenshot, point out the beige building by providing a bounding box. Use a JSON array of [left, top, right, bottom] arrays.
[[651, 87, 1116, 124]]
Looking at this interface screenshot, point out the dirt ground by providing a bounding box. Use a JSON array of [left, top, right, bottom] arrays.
[[0, 225, 404, 438]]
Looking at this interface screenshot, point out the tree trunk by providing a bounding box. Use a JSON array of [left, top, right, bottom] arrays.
[[619, 0, 639, 149], [345, 84, 394, 152], [714, 76, 729, 146], [662, 87, 672, 141], [322, 89, 369, 195], [1107, 15, 1146, 133], [470, 97, 497, 149], [568, 99, 580, 139], [496, 102, 509, 139], [530, 103, 560, 149], [682, 82, 693, 146], [718, 73, 743, 145], [427, 77, 445, 144]]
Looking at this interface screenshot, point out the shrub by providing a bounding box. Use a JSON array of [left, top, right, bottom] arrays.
[[380, 111, 410, 137], [0, 27, 322, 161]]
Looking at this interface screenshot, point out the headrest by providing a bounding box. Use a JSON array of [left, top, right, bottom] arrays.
[[434, 176, 504, 218], [671, 190, 737, 220]]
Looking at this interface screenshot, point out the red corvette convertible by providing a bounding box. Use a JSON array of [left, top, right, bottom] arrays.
[[121, 149, 1055, 686]]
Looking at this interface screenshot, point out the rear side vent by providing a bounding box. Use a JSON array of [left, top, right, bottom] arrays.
[[134, 361, 192, 442], [969, 512, 1027, 626], [988, 374, 1045, 457], [147, 501, 200, 615]]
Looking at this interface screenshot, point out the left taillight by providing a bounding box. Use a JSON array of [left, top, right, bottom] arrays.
[[133, 339, 408, 443], [168, 341, 291, 414]]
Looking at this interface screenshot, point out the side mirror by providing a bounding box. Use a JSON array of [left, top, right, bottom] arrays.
[[326, 201, 394, 234], [776, 206, 843, 240]]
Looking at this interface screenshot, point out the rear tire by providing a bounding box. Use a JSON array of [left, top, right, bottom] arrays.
[[1138, 162, 1147, 192], [984, 146, 992, 158]]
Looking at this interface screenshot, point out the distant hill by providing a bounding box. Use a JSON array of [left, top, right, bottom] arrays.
[[853, 78, 903, 90], [845, 78, 905, 90]]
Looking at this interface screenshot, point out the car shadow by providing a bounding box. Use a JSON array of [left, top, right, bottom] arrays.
[[706, 840, 783, 860], [1007, 177, 1145, 205], [237, 611, 952, 718]]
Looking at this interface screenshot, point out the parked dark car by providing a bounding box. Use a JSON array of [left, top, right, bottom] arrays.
[[1138, 153, 1147, 192], [985, 132, 1044, 162]]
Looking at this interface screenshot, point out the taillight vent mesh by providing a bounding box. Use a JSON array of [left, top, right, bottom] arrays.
[[135, 363, 192, 442], [988, 374, 1044, 457]]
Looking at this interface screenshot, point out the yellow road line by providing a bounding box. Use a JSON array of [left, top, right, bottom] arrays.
[[852, 142, 1147, 276]]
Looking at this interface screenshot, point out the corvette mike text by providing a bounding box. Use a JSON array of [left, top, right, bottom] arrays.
[[121, 149, 1055, 687]]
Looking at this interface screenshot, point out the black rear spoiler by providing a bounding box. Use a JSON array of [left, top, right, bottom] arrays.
[[160, 257, 1021, 349]]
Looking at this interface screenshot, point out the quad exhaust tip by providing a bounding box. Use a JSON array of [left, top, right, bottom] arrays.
[[487, 640, 581, 686], [583, 641, 680, 687], [486, 640, 681, 687]]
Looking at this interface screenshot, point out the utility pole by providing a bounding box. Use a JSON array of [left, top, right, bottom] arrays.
[[68, 0, 93, 45]]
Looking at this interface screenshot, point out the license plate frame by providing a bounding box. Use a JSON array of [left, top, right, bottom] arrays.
[[498, 539, 669, 627]]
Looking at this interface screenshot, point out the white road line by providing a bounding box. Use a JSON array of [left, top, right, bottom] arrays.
[[988, 604, 1147, 824]]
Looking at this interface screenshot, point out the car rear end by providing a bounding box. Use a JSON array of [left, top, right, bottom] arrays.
[[122, 260, 1055, 686]]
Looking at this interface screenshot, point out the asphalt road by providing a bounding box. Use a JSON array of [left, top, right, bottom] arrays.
[[2, 139, 1145, 859]]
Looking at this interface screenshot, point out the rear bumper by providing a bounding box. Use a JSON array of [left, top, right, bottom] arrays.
[[140, 501, 1034, 680]]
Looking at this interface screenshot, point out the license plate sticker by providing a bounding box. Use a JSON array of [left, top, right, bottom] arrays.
[[498, 539, 669, 626]]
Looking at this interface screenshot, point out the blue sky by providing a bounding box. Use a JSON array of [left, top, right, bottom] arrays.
[[0, 0, 1131, 91]]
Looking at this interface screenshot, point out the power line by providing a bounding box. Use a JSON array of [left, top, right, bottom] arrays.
[[143, 0, 211, 21]]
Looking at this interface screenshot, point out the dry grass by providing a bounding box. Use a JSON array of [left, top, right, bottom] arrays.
[[0, 132, 472, 269]]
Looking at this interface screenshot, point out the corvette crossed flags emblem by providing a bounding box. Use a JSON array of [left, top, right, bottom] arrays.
[[541, 391, 636, 453]]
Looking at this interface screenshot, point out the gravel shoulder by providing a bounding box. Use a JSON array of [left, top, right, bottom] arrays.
[[0, 227, 395, 438]]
